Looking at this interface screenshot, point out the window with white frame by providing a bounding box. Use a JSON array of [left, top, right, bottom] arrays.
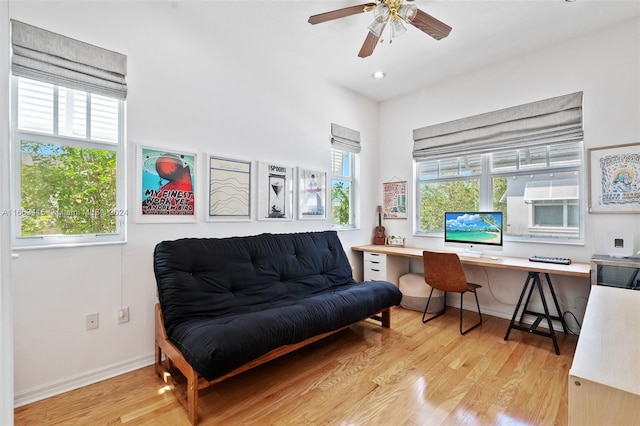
[[9, 20, 127, 247], [330, 123, 361, 228], [331, 148, 356, 227], [11, 77, 125, 246], [416, 142, 583, 240], [413, 93, 584, 243]]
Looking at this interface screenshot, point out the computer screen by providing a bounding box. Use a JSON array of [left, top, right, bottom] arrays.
[[444, 212, 503, 249]]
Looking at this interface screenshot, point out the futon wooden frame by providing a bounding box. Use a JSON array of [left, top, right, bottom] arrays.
[[154, 303, 392, 425]]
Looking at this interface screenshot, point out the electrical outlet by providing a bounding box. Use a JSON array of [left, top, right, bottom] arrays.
[[86, 312, 99, 330], [117, 306, 130, 324]]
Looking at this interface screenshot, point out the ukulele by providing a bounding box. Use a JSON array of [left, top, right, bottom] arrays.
[[373, 206, 386, 245]]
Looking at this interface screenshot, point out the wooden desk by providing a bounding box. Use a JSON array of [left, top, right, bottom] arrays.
[[352, 245, 591, 278], [568, 286, 640, 425], [352, 245, 591, 354]]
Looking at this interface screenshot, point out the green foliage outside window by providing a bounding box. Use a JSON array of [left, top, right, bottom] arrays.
[[331, 181, 350, 225], [419, 177, 508, 233], [20, 141, 117, 236], [419, 180, 479, 232], [492, 177, 508, 220], [419, 178, 509, 232]]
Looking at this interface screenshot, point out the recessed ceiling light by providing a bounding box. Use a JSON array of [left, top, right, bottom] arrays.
[[372, 71, 386, 79]]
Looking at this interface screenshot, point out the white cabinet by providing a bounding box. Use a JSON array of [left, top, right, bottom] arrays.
[[363, 251, 409, 286], [568, 286, 640, 425]]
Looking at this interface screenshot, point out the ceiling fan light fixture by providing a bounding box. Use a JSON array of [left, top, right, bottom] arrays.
[[390, 18, 407, 38], [373, 3, 390, 20], [397, 4, 417, 22], [367, 17, 387, 38]]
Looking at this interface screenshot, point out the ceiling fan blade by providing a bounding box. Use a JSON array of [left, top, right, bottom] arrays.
[[410, 8, 452, 40], [358, 30, 382, 58], [308, 3, 376, 25]]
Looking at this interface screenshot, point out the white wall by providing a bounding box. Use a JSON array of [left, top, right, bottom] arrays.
[[6, 1, 379, 405], [5, 1, 639, 409], [377, 17, 640, 322], [1, 2, 15, 424]]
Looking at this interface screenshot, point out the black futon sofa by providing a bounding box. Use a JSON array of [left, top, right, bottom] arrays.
[[153, 230, 402, 424]]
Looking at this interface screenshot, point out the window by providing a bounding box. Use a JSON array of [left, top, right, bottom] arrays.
[[10, 20, 127, 247], [11, 77, 125, 247], [416, 142, 583, 241], [413, 93, 584, 243], [330, 123, 361, 229], [331, 148, 356, 227]]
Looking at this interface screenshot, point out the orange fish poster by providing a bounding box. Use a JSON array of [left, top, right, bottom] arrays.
[[141, 147, 196, 216]]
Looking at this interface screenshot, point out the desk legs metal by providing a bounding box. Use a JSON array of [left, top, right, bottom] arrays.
[[504, 271, 568, 355]]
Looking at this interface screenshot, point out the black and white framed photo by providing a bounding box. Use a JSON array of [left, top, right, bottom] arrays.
[[257, 161, 294, 220], [298, 168, 327, 220], [207, 155, 251, 221]]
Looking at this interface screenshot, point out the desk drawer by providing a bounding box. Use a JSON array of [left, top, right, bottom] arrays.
[[364, 252, 387, 281], [364, 252, 386, 263], [364, 263, 387, 281]]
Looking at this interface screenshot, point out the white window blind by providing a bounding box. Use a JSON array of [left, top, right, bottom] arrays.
[[11, 20, 127, 100], [17, 78, 119, 143], [413, 92, 583, 159], [331, 123, 362, 153]]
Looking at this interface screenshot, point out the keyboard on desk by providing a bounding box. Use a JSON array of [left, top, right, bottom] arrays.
[[529, 255, 571, 265]]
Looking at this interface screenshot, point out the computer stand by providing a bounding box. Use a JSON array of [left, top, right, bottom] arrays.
[[461, 248, 484, 258]]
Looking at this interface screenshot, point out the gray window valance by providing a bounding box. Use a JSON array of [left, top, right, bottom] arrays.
[[331, 123, 362, 153], [11, 20, 127, 100], [413, 92, 583, 159]]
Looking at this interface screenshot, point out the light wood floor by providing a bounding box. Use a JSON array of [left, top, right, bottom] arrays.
[[15, 306, 578, 425]]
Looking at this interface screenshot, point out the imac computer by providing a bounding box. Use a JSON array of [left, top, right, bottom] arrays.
[[444, 211, 503, 258]]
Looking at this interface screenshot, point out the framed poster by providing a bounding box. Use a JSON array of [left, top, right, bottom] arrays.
[[207, 155, 251, 221], [257, 161, 294, 220], [383, 181, 407, 219], [588, 142, 640, 213], [298, 168, 327, 220], [137, 145, 197, 223]]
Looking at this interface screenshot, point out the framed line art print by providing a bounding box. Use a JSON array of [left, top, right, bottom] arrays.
[[588, 142, 640, 213], [137, 145, 197, 223], [207, 155, 251, 221], [257, 161, 294, 220], [298, 168, 327, 220]]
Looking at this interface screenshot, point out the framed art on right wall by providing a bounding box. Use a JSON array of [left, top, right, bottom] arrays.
[[588, 142, 640, 213]]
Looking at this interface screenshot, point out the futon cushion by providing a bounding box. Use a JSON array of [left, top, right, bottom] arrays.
[[171, 280, 400, 380]]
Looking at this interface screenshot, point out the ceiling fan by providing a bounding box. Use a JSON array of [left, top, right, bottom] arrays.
[[308, 0, 452, 58]]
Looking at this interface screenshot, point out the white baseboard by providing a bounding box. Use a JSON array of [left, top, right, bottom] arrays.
[[14, 353, 155, 408]]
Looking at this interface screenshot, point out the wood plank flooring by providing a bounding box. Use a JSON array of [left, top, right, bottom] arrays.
[[15, 307, 578, 425]]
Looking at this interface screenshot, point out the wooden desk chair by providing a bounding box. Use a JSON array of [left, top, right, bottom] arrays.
[[421, 250, 483, 335]]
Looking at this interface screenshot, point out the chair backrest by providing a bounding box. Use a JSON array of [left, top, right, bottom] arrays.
[[423, 251, 470, 293]]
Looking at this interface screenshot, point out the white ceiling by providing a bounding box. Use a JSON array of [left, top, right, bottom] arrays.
[[177, 0, 640, 102]]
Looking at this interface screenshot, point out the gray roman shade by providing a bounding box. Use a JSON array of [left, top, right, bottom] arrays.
[[11, 20, 127, 100], [331, 123, 362, 153], [413, 92, 583, 159]]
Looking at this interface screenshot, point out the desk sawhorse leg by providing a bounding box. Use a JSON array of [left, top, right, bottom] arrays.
[[504, 271, 568, 355]]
